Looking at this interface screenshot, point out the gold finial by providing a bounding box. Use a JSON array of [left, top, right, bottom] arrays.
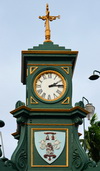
[[39, 4, 60, 42]]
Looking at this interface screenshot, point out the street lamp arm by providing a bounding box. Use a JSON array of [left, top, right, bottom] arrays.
[[89, 70, 100, 80], [82, 97, 89, 104], [93, 70, 100, 75]]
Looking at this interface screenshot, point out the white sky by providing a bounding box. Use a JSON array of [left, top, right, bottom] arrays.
[[0, 0, 100, 159]]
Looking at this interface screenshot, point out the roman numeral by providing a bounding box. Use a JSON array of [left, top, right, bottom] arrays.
[[54, 75, 57, 80], [41, 93, 46, 98], [53, 93, 58, 99], [39, 79, 42, 83], [56, 89, 62, 95], [36, 84, 41, 88], [42, 74, 47, 79], [48, 73, 52, 78], [47, 95, 51, 100], [37, 89, 43, 94]]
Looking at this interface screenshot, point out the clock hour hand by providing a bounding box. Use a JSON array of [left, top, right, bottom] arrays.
[[49, 84, 64, 88]]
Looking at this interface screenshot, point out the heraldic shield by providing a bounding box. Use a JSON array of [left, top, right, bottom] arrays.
[[34, 131, 65, 164]]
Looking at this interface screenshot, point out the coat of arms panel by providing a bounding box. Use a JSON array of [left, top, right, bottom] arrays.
[[31, 128, 69, 167]]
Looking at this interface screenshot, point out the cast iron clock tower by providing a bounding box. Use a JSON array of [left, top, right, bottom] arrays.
[[21, 4, 75, 109], [0, 4, 100, 171]]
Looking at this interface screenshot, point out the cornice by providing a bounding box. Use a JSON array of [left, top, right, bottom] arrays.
[[10, 105, 89, 115], [22, 50, 78, 55]]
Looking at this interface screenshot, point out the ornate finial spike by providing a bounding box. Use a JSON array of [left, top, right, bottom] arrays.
[[46, 3, 49, 10], [39, 4, 60, 42]]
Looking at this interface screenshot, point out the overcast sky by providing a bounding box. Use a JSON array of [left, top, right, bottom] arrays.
[[0, 0, 100, 159]]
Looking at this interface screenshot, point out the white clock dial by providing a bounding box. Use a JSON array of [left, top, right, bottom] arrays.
[[34, 70, 66, 101]]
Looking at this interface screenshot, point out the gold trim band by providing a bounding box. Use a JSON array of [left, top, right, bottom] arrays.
[[22, 50, 78, 55], [27, 64, 72, 66], [26, 123, 75, 126], [10, 106, 89, 115]]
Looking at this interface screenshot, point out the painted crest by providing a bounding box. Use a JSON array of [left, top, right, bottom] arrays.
[[34, 131, 65, 164]]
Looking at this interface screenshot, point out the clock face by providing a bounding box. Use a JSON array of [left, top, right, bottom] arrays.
[[33, 70, 67, 101]]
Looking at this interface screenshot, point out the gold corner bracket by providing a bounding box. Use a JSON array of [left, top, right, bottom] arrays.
[[62, 97, 70, 104], [30, 66, 38, 75], [30, 96, 38, 104], [39, 4, 60, 42], [61, 67, 69, 75]]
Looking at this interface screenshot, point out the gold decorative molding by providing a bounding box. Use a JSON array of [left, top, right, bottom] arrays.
[[61, 67, 69, 74], [27, 68, 28, 77], [31, 128, 68, 167], [27, 64, 72, 66], [30, 66, 38, 75], [12, 131, 19, 136], [10, 105, 89, 115], [30, 96, 38, 104], [26, 123, 75, 126], [62, 97, 70, 104], [22, 50, 78, 55]]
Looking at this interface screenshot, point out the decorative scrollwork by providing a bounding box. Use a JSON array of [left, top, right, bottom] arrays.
[[73, 149, 82, 169], [17, 116, 26, 124], [74, 117, 82, 125], [5, 160, 13, 167], [18, 150, 27, 169], [5, 159, 17, 170], [15, 101, 25, 109], [83, 160, 96, 170]]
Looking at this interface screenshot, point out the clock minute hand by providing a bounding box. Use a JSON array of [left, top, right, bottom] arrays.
[[54, 80, 62, 85]]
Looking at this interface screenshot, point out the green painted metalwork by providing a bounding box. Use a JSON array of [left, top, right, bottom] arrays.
[[0, 42, 100, 170]]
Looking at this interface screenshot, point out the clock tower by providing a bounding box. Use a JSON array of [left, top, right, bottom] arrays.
[[21, 41, 77, 109], [0, 3, 99, 171], [21, 4, 78, 109]]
